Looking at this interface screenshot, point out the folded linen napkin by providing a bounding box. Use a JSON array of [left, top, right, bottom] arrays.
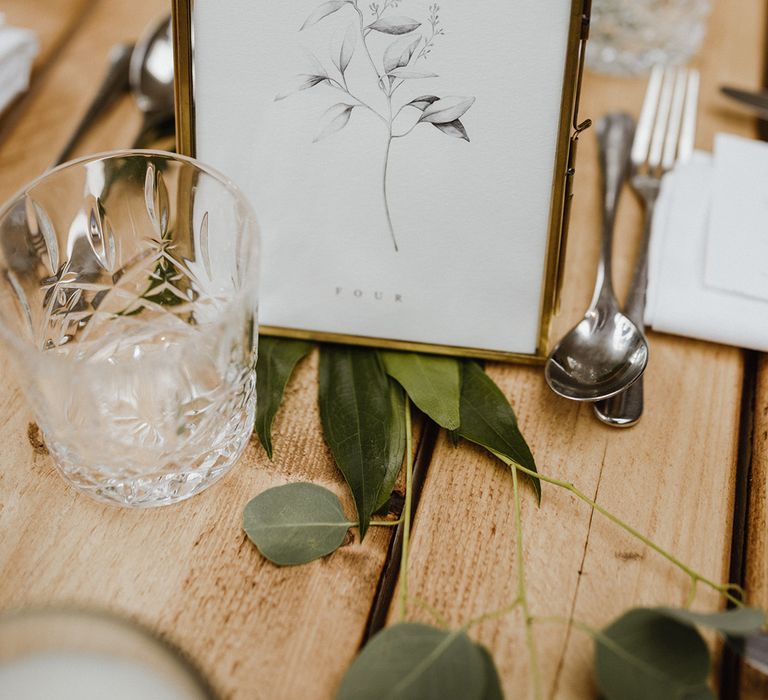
[[0, 14, 39, 115], [645, 135, 768, 351]]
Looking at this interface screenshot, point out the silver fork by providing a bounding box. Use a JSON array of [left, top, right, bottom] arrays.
[[594, 65, 700, 427]]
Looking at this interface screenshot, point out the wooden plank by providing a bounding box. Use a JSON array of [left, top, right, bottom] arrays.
[[0, 2, 401, 699], [391, 1, 763, 698]]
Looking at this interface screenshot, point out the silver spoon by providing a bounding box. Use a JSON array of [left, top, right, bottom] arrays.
[[53, 42, 134, 167], [545, 113, 648, 402], [128, 15, 175, 148]]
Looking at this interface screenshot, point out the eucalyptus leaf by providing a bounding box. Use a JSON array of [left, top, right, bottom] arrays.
[[383, 35, 421, 74], [658, 606, 765, 636], [375, 379, 407, 513], [457, 361, 541, 501], [594, 608, 713, 700], [275, 74, 329, 101], [367, 16, 422, 35], [337, 23, 357, 74], [336, 623, 488, 700], [255, 337, 314, 459], [388, 68, 438, 80], [319, 345, 392, 539], [407, 95, 440, 111], [419, 96, 476, 124], [243, 483, 351, 566], [477, 645, 505, 700], [380, 351, 460, 430]]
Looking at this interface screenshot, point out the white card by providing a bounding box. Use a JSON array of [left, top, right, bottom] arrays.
[[705, 133, 768, 301]]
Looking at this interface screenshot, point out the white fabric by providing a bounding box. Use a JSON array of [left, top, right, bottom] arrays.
[[645, 144, 768, 352], [0, 15, 38, 115]]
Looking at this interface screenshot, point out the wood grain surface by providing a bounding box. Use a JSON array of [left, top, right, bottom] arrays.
[[0, 0, 766, 698]]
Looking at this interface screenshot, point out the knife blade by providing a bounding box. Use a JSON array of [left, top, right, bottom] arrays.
[[721, 85, 768, 119]]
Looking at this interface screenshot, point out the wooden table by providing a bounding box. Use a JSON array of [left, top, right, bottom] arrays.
[[1, 1, 767, 698]]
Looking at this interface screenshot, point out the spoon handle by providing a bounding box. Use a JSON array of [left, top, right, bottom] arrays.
[[52, 43, 134, 167], [592, 113, 635, 305]]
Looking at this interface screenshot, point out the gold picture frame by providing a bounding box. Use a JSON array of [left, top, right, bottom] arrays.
[[171, 0, 592, 363]]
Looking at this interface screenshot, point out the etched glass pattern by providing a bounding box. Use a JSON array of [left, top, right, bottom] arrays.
[[0, 152, 259, 507], [587, 0, 712, 76]]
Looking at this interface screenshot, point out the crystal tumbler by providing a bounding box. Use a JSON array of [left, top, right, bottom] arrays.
[[0, 151, 259, 507], [587, 0, 712, 76]]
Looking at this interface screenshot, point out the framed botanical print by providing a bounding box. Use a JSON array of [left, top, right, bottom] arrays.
[[172, 0, 591, 362]]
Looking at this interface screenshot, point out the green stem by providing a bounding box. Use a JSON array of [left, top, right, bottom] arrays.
[[498, 454, 744, 609], [512, 465, 543, 700], [369, 518, 403, 528], [408, 595, 450, 628], [464, 598, 522, 630], [398, 399, 414, 620]]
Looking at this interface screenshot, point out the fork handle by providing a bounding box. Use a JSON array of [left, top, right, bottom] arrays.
[[593, 191, 658, 427]]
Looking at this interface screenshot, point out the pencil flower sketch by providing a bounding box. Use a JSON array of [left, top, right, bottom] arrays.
[[277, 1, 475, 251]]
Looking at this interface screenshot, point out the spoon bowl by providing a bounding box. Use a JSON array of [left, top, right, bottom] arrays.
[[545, 304, 648, 401]]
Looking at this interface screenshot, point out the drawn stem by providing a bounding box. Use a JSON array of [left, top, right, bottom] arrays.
[[383, 93, 398, 252]]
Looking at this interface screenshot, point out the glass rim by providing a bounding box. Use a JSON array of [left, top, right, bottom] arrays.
[[0, 604, 219, 699], [0, 148, 258, 230]]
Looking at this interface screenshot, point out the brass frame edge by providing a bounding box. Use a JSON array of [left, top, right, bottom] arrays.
[[171, 0, 589, 364]]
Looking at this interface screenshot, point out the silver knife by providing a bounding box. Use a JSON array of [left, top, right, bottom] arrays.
[[721, 85, 768, 119]]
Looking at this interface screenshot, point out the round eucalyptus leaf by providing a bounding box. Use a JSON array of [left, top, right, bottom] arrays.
[[476, 644, 505, 700], [243, 483, 351, 566], [657, 606, 765, 637], [336, 623, 488, 700], [595, 608, 714, 700]]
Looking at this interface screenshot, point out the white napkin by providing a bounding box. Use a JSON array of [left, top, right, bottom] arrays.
[[0, 14, 38, 115], [645, 142, 768, 352]]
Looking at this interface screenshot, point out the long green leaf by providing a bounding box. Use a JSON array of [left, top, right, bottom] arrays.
[[255, 337, 314, 458], [243, 483, 351, 566], [375, 379, 407, 513], [457, 361, 541, 501], [380, 351, 461, 430], [594, 608, 713, 700], [319, 345, 392, 539], [336, 623, 488, 700]]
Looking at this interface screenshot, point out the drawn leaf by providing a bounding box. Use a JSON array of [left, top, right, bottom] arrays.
[[420, 96, 476, 124], [367, 16, 422, 35], [275, 74, 328, 101], [594, 608, 713, 700], [314, 103, 355, 142], [301, 0, 349, 30], [337, 623, 489, 700], [255, 337, 314, 459], [338, 23, 357, 73], [243, 483, 350, 566], [406, 95, 440, 111], [387, 68, 438, 80], [433, 119, 470, 142], [383, 35, 421, 73]]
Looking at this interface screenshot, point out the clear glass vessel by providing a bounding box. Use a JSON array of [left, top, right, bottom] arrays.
[[0, 607, 217, 699], [587, 0, 712, 76], [0, 151, 259, 507]]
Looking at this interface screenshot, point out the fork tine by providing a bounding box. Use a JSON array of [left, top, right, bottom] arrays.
[[632, 64, 664, 166], [677, 69, 700, 164], [662, 69, 688, 170], [648, 67, 676, 170]]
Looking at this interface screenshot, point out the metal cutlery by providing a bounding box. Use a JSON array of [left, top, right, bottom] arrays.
[[721, 85, 768, 119], [594, 65, 699, 427], [545, 113, 649, 402]]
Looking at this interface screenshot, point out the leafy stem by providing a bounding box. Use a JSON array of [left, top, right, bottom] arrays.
[[326, 77, 388, 125], [494, 452, 745, 609], [512, 464, 543, 700], [398, 397, 414, 620]]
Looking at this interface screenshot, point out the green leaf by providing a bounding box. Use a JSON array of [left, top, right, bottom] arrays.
[[380, 351, 460, 430], [319, 345, 392, 539], [477, 645, 505, 700], [657, 606, 765, 636], [375, 379, 407, 512], [366, 16, 421, 35], [243, 483, 351, 566], [457, 361, 541, 501], [336, 623, 488, 700], [594, 608, 713, 700], [255, 337, 314, 458]]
